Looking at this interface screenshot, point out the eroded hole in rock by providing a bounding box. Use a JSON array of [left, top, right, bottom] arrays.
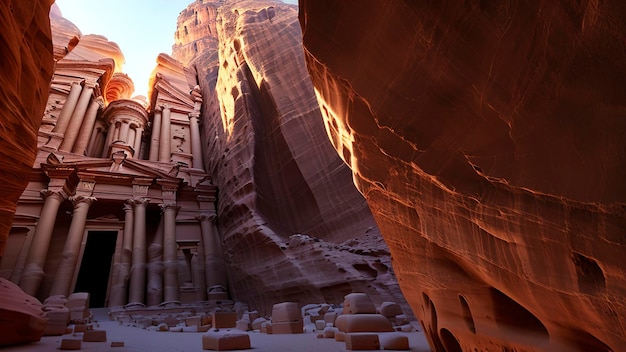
[[572, 252, 606, 295], [489, 287, 548, 339], [371, 261, 388, 274], [440, 328, 463, 352], [459, 295, 476, 334], [352, 263, 377, 278]]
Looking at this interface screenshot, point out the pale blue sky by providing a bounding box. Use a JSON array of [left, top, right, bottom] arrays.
[[55, 0, 298, 97]]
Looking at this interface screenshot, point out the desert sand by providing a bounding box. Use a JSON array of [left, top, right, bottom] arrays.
[[2, 308, 431, 352]]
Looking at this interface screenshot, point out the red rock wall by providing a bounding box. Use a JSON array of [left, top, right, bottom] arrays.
[[173, 0, 410, 315], [300, 1, 626, 351], [0, 0, 54, 257], [0, 0, 54, 346]]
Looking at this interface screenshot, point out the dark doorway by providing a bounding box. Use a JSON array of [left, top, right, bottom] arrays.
[[74, 231, 117, 307]]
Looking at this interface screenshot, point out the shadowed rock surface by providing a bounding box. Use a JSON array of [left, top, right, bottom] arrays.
[[173, 0, 410, 315], [300, 1, 626, 351], [0, 0, 54, 346]]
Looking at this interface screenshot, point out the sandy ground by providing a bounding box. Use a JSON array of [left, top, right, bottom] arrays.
[[3, 308, 432, 351]]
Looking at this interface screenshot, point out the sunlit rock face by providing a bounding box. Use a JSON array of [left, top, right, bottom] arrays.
[[300, 1, 626, 351], [0, 0, 54, 346], [0, 0, 54, 257], [173, 0, 410, 315]]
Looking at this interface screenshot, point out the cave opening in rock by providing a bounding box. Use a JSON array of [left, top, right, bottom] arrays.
[[489, 287, 548, 339], [73, 231, 117, 308], [459, 294, 476, 334]]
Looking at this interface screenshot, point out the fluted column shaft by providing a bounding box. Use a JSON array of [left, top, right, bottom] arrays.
[[159, 106, 171, 162], [198, 215, 226, 290], [19, 189, 66, 296], [73, 97, 103, 155], [59, 84, 95, 152], [133, 127, 144, 158], [49, 195, 96, 296], [102, 122, 116, 158], [189, 113, 204, 169], [128, 198, 149, 305], [149, 110, 162, 161], [119, 120, 130, 143], [53, 82, 82, 134], [162, 204, 179, 302], [109, 201, 134, 306]]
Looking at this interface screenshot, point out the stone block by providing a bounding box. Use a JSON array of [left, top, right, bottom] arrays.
[[394, 315, 409, 326], [201, 314, 212, 326], [380, 333, 409, 350], [202, 332, 251, 350], [82, 330, 106, 342], [315, 319, 326, 330], [323, 326, 338, 338], [247, 310, 260, 321], [261, 321, 272, 334], [271, 302, 301, 322], [186, 316, 202, 327], [60, 338, 81, 350], [236, 319, 250, 331], [199, 325, 211, 332], [43, 307, 70, 336], [335, 331, 346, 342], [335, 314, 394, 333], [345, 333, 380, 350], [398, 323, 413, 332], [324, 311, 338, 325], [272, 321, 303, 334], [66, 293, 89, 309], [110, 341, 124, 347], [44, 295, 68, 307], [164, 316, 180, 327], [379, 302, 403, 318], [251, 317, 266, 330], [343, 293, 376, 314], [212, 311, 236, 328], [73, 324, 87, 333]]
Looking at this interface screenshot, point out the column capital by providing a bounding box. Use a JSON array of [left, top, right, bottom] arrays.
[[159, 103, 170, 112], [69, 195, 96, 206], [94, 96, 105, 108], [70, 80, 82, 87], [123, 199, 135, 212], [196, 214, 217, 223], [159, 203, 180, 213], [133, 197, 150, 206], [189, 111, 201, 119], [40, 188, 67, 202], [84, 81, 99, 90]]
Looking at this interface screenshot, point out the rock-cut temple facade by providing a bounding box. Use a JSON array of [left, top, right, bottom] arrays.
[[0, 34, 229, 309]]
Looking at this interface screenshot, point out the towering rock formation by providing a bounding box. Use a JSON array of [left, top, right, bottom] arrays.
[[173, 0, 409, 314], [0, 0, 54, 346], [300, 1, 626, 351]]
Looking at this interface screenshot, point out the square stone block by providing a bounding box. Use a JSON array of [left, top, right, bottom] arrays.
[[212, 311, 237, 328], [186, 316, 202, 327], [343, 293, 376, 314], [345, 333, 380, 350], [272, 321, 303, 334], [271, 302, 301, 322], [110, 341, 125, 347], [335, 314, 393, 333], [202, 332, 251, 350], [335, 331, 346, 342], [60, 338, 81, 350], [315, 320, 326, 330], [82, 329, 106, 342], [73, 324, 87, 333]]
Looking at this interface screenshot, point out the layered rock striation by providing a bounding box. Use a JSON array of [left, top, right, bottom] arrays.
[[0, 0, 54, 346], [300, 1, 626, 351], [173, 0, 409, 315]]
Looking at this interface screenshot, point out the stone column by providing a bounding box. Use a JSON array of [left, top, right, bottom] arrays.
[[189, 112, 204, 169], [19, 189, 67, 296], [198, 215, 227, 291], [146, 218, 164, 306], [109, 200, 134, 307], [102, 122, 116, 158], [161, 204, 180, 303], [119, 120, 130, 143], [133, 127, 144, 158], [73, 97, 103, 155], [59, 83, 96, 152], [128, 198, 149, 306], [191, 247, 207, 302], [53, 81, 82, 134], [128, 128, 136, 149], [159, 105, 171, 162], [85, 121, 103, 157], [49, 195, 96, 297], [149, 108, 162, 161]]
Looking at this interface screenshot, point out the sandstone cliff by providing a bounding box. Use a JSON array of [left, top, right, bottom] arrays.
[[300, 1, 626, 351], [173, 0, 410, 315], [0, 0, 54, 346]]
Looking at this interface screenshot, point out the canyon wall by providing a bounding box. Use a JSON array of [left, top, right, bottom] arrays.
[[0, 0, 54, 346], [300, 1, 626, 351], [173, 0, 410, 315]]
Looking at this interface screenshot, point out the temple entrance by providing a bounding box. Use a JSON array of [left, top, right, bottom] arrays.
[[74, 231, 117, 307]]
